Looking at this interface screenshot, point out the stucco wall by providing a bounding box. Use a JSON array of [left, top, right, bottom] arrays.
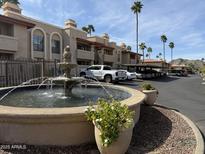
[[4, 12, 64, 60]]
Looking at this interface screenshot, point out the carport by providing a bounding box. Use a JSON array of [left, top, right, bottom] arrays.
[[122, 64, 165, 79]]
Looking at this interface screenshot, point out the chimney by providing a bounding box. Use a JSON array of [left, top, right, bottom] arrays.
[[65, 19, 77, 29], [120, 43, 126, 49], [102, 33, 109, 41], [2, 2, 22, 15]]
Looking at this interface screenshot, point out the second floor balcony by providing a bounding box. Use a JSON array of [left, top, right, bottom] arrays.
[[77, 49, 94, 60], [0, 35, 18, 51], [104, 54, 114, 62]]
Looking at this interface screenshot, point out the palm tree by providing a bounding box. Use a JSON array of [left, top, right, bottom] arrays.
[[82, 25, 95, 36], [159, 52, 162, 60], [131, 1, 143, 63], [147, 47, 152, 59], [87, 25, 95, 36], [169, 42, 175, 61], [139, 42, 147, 63], [0, 0, 19, 7], [146, 53, 149, 58], [127, 46, 132, 51], [156, 55, 159, 60], [82, 27, 89, 33], [161, 34, 167, 61]]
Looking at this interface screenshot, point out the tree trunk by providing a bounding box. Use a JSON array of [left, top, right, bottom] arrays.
[[163, 43, 165, 61], [136, 13, 139, 63], [171, 48, 173, 61], [143, 50, 144, 63]]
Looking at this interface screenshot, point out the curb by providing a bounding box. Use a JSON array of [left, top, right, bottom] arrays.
[[173, 110, 204, 154]]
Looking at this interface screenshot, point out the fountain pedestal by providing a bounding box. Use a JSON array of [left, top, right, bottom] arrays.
[[56, 46, 84, 97]]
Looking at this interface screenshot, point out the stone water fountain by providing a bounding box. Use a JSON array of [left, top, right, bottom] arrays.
[[54, 45, 84, 96], [0, 45, 145, 146]]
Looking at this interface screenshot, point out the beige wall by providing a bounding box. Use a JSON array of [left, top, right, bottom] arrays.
[[64, 27, 88, 64], [15, 25, 29, 58], [4, 11, 64, 60], [122, 52, 130, 64]]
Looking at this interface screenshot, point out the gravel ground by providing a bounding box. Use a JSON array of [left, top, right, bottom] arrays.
[[0, 105, 196, 154]]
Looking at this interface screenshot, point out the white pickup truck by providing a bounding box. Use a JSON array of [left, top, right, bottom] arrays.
[[80, 65, 127, 83]]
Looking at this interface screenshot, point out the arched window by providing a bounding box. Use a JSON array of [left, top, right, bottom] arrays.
[[51, 34, 60, 54], [33, 29, 44, 52]]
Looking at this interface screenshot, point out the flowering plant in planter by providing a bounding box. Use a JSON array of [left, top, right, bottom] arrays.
[[141, 83, 156, 90], [85, 99, 135, 147], [140, 83, 158, 105]]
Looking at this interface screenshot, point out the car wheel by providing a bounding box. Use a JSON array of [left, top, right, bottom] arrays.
[[104, 75, 112, 83]]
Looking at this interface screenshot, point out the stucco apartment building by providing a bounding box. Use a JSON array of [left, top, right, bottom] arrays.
[[0, 2, 141, 70]]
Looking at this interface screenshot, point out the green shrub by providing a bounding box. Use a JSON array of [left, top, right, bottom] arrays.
[[201, 67, 205, 75], [141, 83, 155, 90], [84, 99, 135, 147]]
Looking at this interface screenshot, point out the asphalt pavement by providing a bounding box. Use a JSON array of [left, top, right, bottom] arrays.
[[120, 75, 205, 137]]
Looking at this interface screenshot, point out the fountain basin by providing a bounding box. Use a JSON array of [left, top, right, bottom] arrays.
[[0, 85, 145, 146]]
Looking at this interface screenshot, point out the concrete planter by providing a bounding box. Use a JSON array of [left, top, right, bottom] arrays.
[[94, 125, 133, 154], [142, 90, 158, 105]]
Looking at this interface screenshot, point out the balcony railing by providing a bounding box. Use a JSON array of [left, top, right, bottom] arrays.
[[104, 54, 114, 62], [0, 35, 18, 51], [77, 49, 94, 60]]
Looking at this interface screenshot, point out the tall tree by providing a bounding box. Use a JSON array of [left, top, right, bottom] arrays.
[[0, 0, 19, 7], [147, 47, 152, 59], [82, 25, 95, 36], [169, 42, 175, 61], [139, 42, 147, 63], [156, 55, 159, 59], [131, 1, 143, 63], [87, 25, 95, 36], [127, 45, 132, 51], [161, 34, 167, 61], [82, 27, 89, 33], [159, 52, 162, 60]]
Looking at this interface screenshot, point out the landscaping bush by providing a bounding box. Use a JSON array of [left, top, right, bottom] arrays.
[[85, 99, 135, 147]]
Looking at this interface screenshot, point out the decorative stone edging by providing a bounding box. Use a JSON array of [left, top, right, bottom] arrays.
[[173, 110, 204, 154]]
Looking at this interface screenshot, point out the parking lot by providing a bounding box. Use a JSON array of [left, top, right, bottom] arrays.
[[118, 75, 205, 137]]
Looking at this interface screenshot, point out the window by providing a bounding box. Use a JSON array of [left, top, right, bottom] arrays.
[[52, 39, 60, 54], [77, 60, 91, 65], [0, 21, 14, 36], [103, 66, 111, 70], [104, 49, 113, 55], [77, 42, 91, 51], [33, 35, 44, 52], [87, 66, 101, 70]]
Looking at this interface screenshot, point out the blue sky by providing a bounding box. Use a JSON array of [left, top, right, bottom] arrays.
[[1, 0, 205, 61]]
